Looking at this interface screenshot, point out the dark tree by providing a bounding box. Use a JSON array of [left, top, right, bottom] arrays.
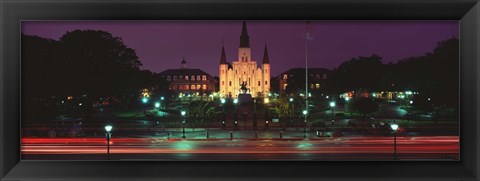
[[347, 97, 379, 119]]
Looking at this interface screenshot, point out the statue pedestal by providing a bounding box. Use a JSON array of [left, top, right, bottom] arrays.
[[238, 93, 252, 104]]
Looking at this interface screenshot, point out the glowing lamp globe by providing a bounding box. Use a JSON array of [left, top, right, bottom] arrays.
[[104, 125, 113, 132], [390, 124, 399, 131]]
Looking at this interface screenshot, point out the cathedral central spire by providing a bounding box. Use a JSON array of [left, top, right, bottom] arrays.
[[240, 21, 250, 48]]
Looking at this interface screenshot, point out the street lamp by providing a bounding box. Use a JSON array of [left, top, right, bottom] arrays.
[[142, 97, 148, 114], [302, 110, 308, 138], [329, 101, 336, 117], [233, 98, 238, 112], [155, 102, 160, 109], [220, 98, 226, 128], [390, 123, 399, 160], [181, 110, 186, 138], [104, 124, 113, 160]]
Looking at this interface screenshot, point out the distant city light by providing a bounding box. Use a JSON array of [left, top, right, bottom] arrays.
[[406, 91, 413, 95], [427, 98, 431, 101], [326, 95, 329, 99], [78, 103, 82, 106]]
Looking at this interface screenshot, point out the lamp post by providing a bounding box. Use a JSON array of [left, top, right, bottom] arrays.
[[233, 98, 238, 112], [104, 124, 113, 160], [181, 110, 186, 138], [221, 98, 226, 128], [390, 123, 399, 160], [329, 101, 336, 118], [289, 97, 294, 126], [302, 110, 308, 138], [142, 97, 148, 115]]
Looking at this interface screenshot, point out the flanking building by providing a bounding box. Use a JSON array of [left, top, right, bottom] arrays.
[[159, 59, 217, 96]]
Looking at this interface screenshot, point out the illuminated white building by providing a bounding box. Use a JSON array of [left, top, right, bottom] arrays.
[[219, 21, 270, 98]]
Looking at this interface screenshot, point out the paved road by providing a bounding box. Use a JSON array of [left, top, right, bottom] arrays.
[[22, 136, 459, 161]]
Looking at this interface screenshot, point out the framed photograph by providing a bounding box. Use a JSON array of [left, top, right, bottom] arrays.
[[1, 0, 479, 180]]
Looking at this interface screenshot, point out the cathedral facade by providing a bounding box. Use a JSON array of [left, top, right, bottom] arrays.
[[219, 21, 270, 98]]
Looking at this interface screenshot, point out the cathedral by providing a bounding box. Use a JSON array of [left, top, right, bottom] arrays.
[[219, 21, 271, 98]]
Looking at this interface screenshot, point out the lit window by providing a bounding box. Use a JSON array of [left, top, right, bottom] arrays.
[[197, 75, 201, 80], [202, 84, 207, 90], [202, 75, 207, 80], [283, 74, 288, 79], [283, 84, 288, 90], [197, 85, 201, 89], [191, 85, 195, 90], [185, 76, 189, 80], [316, 83, 320, 89], [191, 75, 195, 80], [167, 76, 171, 81]]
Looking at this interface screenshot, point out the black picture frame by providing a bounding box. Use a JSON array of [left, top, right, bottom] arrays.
[[1, 0, 478, 180]]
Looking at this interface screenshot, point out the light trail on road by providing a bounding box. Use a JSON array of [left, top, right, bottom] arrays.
[[21, 136, 459, 160]]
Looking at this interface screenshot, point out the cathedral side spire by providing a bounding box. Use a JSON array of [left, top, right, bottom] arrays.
[[220, 44, 227, 64], [240, 21, 250, 48], [263, 43, 270, 64]]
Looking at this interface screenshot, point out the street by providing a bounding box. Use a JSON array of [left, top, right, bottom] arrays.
[[22, 136, 458, 161]]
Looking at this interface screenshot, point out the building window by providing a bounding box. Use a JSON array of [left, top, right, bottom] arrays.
[[265, 69, 268, 74], [310, 84, 314, 89], [202, 75, 207, 80], [265, 81, 268, 85], [316, 74, 320, 79], [202, 84, 207, 90], [316, 83, 320, 89], [167, 76, 171, 81], [222, 81, 224, 86], [173, 76, 177, 80], [252, 70, 254, 74], [197, 85, 201, 90], [197, 75, 201, 80], [173, 85, 177, 90], [323, 74, 327, 79], [283, 84, 288, 90], [229, 81, 232, 86], [185, 85, 189, 90], [179, 76, 183, 79], [190, 85, 195, 90], [191, 75, 195, 80], [283, 74, 288, 79], [185, 76, 189, 80], [258, 81, 261, 86]]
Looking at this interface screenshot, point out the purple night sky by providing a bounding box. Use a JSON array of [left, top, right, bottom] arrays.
[[22, 21, 458, 77]]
